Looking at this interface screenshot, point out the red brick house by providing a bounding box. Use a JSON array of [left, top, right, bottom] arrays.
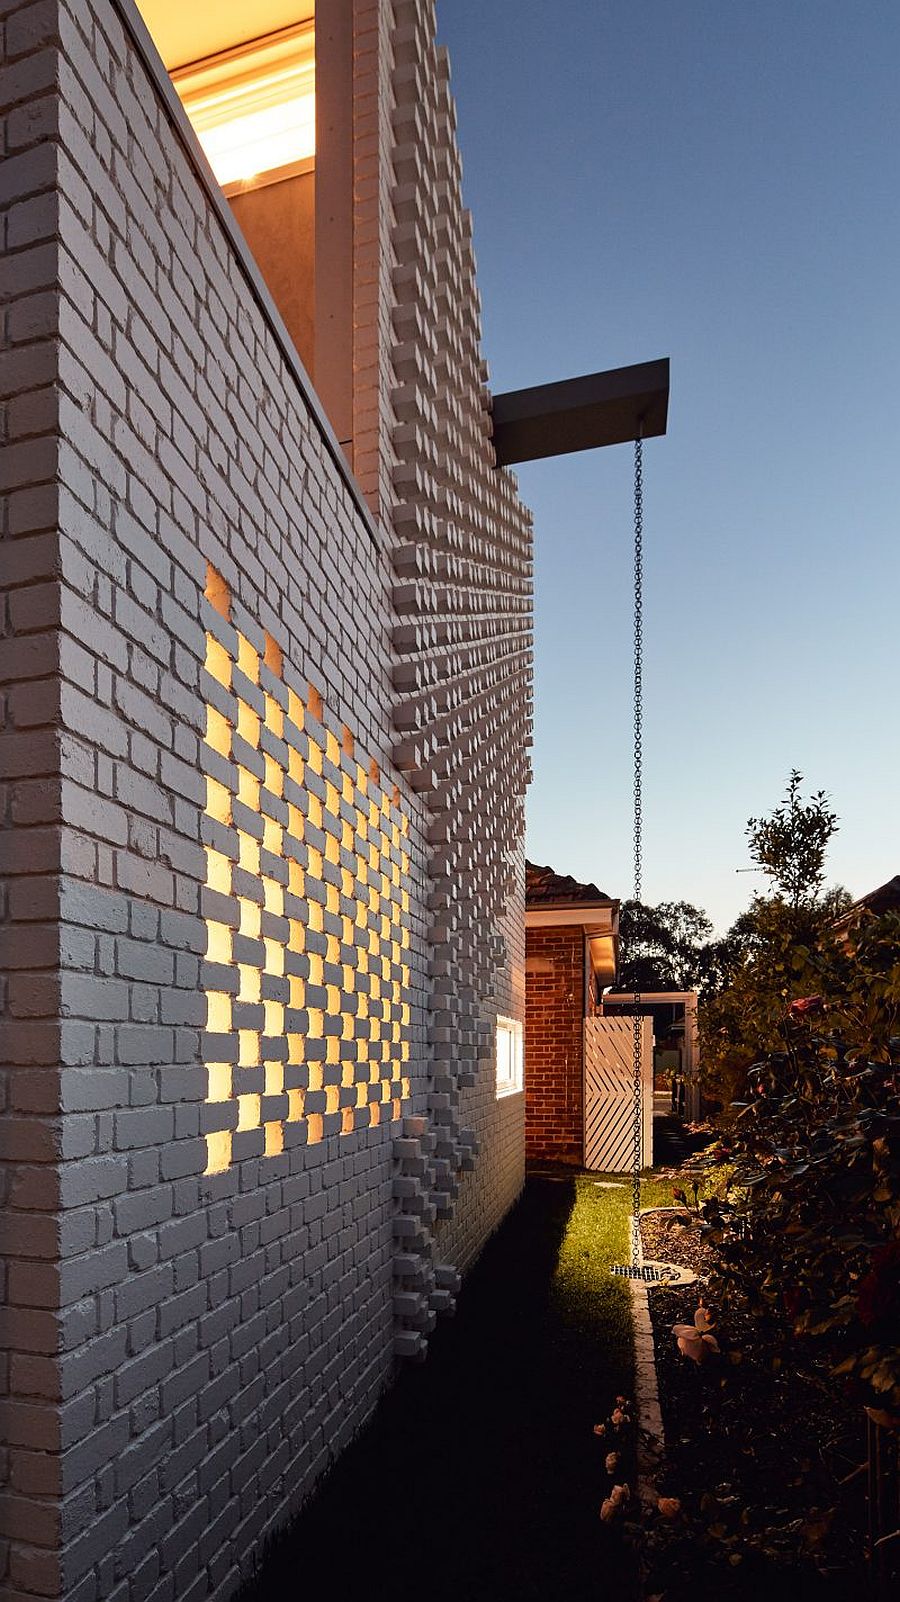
[[525, 862, 619, 1164]]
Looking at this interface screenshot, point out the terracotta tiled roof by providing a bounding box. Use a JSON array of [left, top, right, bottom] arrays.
[[525, 860, 612, 906], [833, 874, 900, 940], [848, 875, 900, 919]]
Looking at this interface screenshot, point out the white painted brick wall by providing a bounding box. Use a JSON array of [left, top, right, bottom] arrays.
[[1, 0, 534, 1596], [380, 0, 533, 1269], [0, 2, 66, 1593]]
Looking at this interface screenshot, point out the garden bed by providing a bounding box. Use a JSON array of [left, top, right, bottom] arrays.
[[640, 1203, 869, 1600]]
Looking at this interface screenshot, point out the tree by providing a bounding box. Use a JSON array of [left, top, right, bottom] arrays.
[[700, 772, 849, 1109], [617, 899, 714, 993], [746, 769, 838, 912], [693, 776, 900, 1531], [702, 906, 900, 1417], [617, 900, 768, 999]]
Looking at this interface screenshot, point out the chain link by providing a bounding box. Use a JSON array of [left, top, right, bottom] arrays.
[[631, 431, 644, 1264]]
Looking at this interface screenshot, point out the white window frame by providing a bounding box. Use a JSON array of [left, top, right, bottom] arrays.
[[495, 1015, 524, 1099]]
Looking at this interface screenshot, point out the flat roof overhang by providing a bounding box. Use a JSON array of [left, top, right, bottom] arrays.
[[525, 904, 619, 986], [602, 991, 698, 1008], [490, 357, 669, 467], [525, 903, 617, 930]]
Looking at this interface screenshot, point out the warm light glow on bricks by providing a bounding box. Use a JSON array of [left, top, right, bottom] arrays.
[[202, 585, 411, 1173]]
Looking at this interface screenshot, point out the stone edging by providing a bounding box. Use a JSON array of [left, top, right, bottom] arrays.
[[631, 1203, 670, 1513], [630, 1277, 665, 1510]]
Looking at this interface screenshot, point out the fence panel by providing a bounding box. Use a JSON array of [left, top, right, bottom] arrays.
[[583, 1016, 653, 1172]]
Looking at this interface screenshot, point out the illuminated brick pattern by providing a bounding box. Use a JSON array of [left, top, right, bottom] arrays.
[[200, 600, 411, 1173]]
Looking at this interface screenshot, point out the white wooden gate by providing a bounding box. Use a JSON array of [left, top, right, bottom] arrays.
[[583, 1016, 653, 1172]]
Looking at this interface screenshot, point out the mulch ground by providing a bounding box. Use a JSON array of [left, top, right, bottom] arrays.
[[239, 1177, 639, 1602], [640, 1203, 869, 1601]]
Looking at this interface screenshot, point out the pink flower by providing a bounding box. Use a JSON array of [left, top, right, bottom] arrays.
[[787, 994, 824, 1019], [593, 1423, 606, 1437], [605, 1451, 620, 1474], [673, 1305, 720, 1363], [657, 1496, 681, 1519], [599, 1497, 617, 1522], [611, 1407, 626, 1427]]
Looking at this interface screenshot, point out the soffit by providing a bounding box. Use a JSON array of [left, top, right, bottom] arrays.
[[137, 1, 314, 70], [525, 905, 616, 932]]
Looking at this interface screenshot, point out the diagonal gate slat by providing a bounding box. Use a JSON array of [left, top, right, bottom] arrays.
[[583, 1016, 653, 1172]]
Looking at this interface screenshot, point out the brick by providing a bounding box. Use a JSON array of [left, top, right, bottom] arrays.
[[0, 631, 58, 684], [0, 824, 59, 876], [8, 1541, 62, 1596], [59, 976, 128, 1022], [113, 1107, 174, 1148], [10, 776, 62, 826]]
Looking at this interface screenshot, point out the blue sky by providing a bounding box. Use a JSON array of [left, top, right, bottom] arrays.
[[436, 0, 900, 932]]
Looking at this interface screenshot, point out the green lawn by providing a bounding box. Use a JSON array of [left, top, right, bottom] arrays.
[[551, 1171, 680, 1395]]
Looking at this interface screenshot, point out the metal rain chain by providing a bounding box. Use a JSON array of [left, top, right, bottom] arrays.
[[630, 429, 644, 1266], [487, 356, 675, 1283], [610, 428, 687, 1287]]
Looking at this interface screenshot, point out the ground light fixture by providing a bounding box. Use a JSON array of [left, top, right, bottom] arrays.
[[172, 22, 315, 194], [490, 357, 684, 1285]]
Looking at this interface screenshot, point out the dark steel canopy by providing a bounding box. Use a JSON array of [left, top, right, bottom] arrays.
[[490, 357, 669, 466]]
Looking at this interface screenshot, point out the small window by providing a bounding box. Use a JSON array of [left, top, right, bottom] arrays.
[[495, 1015, 524, 1098]]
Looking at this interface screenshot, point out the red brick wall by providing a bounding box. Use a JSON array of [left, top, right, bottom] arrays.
[[525, 926, 585, 1163]]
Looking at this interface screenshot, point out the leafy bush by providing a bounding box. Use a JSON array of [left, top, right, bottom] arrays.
[[699, 772, 852, 1112], [701, 909, 900, 1415]]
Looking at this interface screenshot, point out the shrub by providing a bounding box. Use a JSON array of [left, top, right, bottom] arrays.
[[701, 910, 900, 1415]]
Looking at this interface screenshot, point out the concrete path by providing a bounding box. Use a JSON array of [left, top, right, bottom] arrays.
[[652, 1111, 710, 1168]]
